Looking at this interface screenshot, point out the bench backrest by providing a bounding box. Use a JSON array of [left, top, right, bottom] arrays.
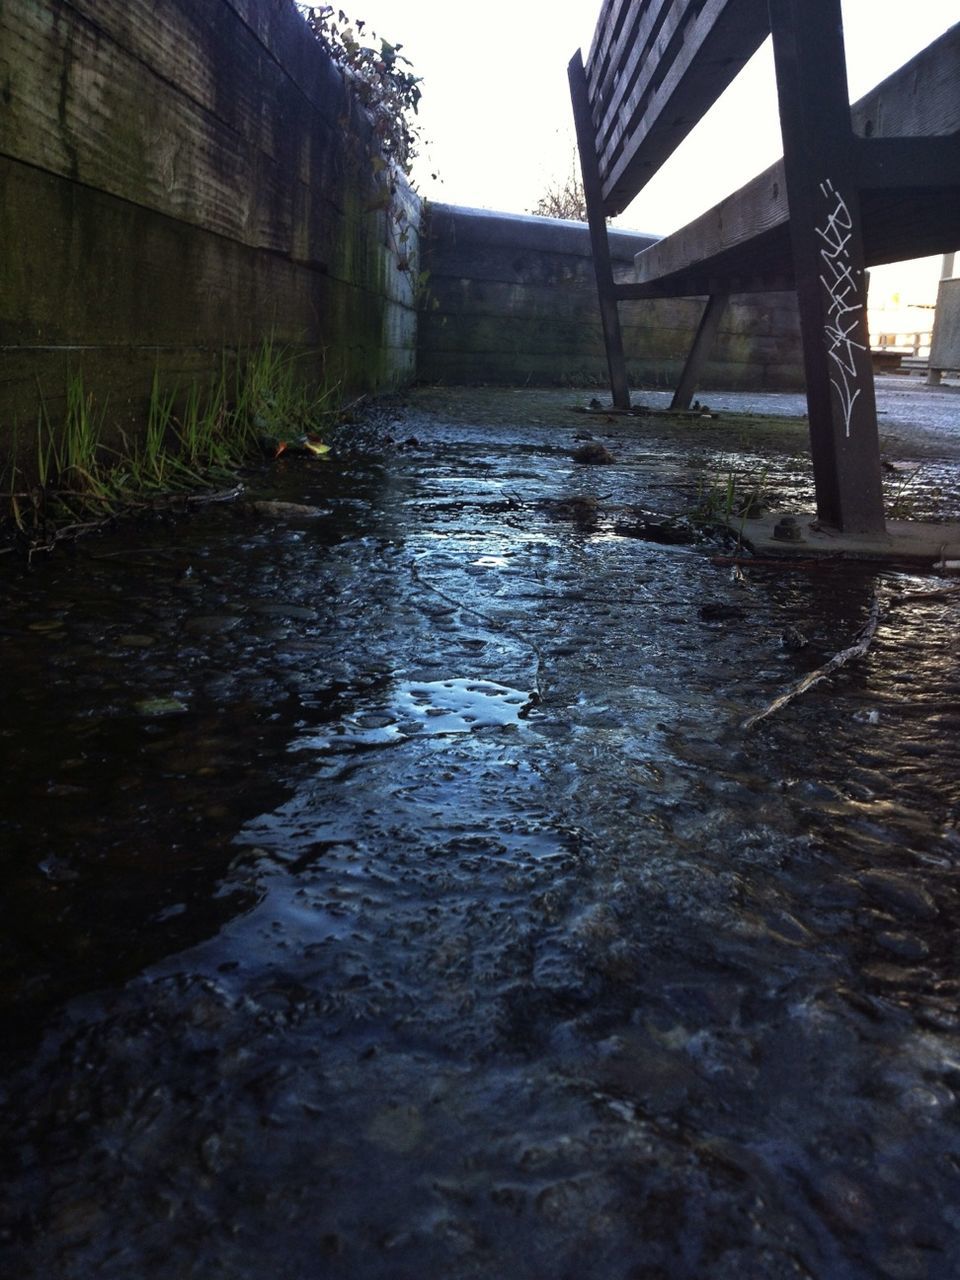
[[583, 0, 770, 216]]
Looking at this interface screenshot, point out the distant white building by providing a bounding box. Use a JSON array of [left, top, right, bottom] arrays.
[[867, 255, 942, 359]]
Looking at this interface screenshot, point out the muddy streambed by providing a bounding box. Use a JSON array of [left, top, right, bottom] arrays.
[[2, 386, 960, 1278]]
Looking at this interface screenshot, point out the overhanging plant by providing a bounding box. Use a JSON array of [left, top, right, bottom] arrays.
[[298, 5, 423, 176]]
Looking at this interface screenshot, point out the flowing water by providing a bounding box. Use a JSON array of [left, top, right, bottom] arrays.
[[2, 386, 960, 1279]]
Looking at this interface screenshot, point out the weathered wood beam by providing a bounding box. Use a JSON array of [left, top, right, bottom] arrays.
[[856, 136, 960, 189], [851, 22, 960, 138], [670, 293, 730, 409], [617, 269, 793, 299], [569, 50, 631, 409], [632, 23, 960, 289], [769, 0, 885, 535], [597, 0, 769, 214], [634, 163, 789, 287]]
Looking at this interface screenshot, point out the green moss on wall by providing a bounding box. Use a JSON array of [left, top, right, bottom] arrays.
[[0, 0, 419, 458]]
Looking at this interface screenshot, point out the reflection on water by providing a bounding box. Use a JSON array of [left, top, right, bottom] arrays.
[[1, 390, 959, 1278], [293, 675, 535, 750]]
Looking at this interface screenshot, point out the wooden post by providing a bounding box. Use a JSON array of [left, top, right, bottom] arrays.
[[568, 51, 631, 410], [768, 0, 886, 533], [671, 292, 729, 409], [928, 251, 957, 386]]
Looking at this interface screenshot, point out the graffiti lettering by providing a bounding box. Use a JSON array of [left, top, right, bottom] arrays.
[[815, 179, 865, 437]]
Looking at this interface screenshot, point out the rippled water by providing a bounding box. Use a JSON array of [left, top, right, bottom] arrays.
[[2, 388, 959, 1278]]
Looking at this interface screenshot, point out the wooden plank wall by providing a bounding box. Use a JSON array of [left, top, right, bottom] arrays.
[[418, 204, 803, 391], [0, 0, 419, 438]]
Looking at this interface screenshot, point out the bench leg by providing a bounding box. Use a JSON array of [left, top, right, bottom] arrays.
[[671, 293, 729, 410], [597, 292, 631, 412], [769, 0, 886, 535], [569, 51, 631, 410]]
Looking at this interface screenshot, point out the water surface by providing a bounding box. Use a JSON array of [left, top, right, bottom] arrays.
[[2, 387, 959, 1279]]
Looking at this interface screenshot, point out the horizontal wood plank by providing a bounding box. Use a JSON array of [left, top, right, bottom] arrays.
[[632, 22, 960, 291], [852, 21, 960, 137]]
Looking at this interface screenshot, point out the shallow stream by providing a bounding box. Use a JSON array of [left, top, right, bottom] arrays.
[[2, 387, 959, 1278]]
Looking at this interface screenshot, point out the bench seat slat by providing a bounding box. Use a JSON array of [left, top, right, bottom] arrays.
[[585, 0, 673, 111], [592, 0, 707, 162], [584, 0, 641, 95], [632, 23, 960, 290], [586, 0, 770, 216]]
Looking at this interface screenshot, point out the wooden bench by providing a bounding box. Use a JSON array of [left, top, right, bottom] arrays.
[[570, 0, 960, 533]]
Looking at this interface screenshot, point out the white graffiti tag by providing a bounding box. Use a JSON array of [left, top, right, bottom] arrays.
[[815, 179, 865, 437]]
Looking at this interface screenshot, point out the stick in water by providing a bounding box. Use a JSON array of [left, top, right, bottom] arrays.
[[741, 594, 881, 731]]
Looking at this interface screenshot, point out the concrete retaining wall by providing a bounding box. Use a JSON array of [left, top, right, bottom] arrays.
[[417, 203, 804, 392], [0, 0, 806, 452], [0, 0, 419, 438]]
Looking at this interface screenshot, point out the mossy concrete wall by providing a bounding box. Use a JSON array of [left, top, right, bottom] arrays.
[[418, 204, 804, 391], [0, 0, 419, 438], [0, 0, 804, 451]]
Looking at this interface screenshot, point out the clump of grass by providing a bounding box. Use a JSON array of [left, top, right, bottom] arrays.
[[690, 458, 770, 527], [131, 369, 183, 490], [692, 464, 737, 524], [174, 373, 235, 476], [235, 338, 342, 443], [5, 373, 120, 538], [2, 340, 342, 550]]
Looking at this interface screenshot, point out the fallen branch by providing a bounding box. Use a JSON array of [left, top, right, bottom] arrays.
[[184, 483, 244, 506], [89, 546, 180, 560], [339, 392, 368, 415], [741, 594, 881, 731]]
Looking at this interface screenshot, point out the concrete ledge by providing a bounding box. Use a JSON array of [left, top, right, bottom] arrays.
[[423, 202, 658, 261], [733, 512, 960, 566]]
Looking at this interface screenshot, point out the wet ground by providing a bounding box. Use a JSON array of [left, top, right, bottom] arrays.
[[2, 380, 960, 1279]]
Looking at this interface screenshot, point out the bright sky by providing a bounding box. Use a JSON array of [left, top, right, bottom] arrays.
[[337, 1, 958, 304]]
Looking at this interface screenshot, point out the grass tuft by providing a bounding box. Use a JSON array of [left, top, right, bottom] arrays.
[[690, 458, 771, 528], [2, 340, 343, 552]]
